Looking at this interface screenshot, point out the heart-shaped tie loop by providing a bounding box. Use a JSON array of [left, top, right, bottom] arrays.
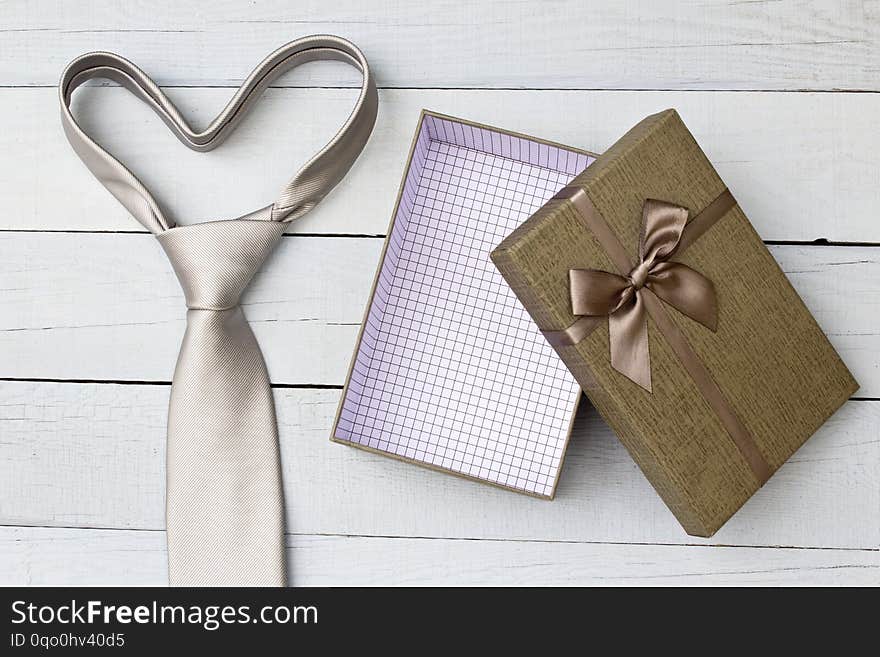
[[60, 35, 378, 234]]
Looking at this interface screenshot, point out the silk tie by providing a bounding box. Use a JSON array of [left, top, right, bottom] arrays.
[[59, 36, 378, 586]]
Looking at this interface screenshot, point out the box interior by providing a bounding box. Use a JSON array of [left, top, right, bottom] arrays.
[[334, 112, 594, 497]]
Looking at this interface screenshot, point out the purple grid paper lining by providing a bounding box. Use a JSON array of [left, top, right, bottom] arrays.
[[336, 114, 594, 497]]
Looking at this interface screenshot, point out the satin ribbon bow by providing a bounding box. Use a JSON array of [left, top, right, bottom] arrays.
[[569, 199, 718, 392]]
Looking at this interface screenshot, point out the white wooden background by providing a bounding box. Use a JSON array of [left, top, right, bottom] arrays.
[[1, 0, 878, 586]]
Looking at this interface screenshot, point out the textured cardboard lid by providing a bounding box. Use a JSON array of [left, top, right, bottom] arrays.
[[491, 109, 858, 536]]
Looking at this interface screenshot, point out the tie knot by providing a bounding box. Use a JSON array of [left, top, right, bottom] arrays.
[[157, 220, 285, 310]]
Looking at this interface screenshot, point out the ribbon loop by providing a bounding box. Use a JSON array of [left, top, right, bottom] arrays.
[[640, 199, 689, 264], [567, 198, 717, 391], [569, 269, 632, 316], [646, 261, 718, 332]]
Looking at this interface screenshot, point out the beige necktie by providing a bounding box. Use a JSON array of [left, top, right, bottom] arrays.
[[59, 35, 378, 586]]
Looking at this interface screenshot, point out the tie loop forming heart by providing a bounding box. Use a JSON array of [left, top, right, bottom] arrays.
[[60, 34, 378, 234]]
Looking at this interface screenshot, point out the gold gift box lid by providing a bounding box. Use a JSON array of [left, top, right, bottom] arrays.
[[492, 109, 858, 537]]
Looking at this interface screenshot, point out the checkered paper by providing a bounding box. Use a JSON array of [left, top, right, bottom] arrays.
[[335, 114, 593, 497]]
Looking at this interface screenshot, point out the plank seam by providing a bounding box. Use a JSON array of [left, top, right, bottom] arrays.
[[0, 229, 385, 238], [3, 85, 880, 93], [0, 376, 343, 389], [1, 378, 876, 400], [1, 229, 878, 247], [1, 523, 876, 553]]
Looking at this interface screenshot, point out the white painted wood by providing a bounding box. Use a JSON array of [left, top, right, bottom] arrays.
[[2, 0, 877, 586], [1, 1, 877, 91], [0, 233, 380, 386], [2, 382, 876, 550], [1, 234, 876, 394], [1, 526, 876, 586], [3, 88, 880, 241]]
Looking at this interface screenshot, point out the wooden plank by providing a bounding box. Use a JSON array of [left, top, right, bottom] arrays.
[[1, 382, 876, 550], [3, 88, 879, 242], [1, 526, 876, 586], [1, 234, 876, 394], [2, 0, 875, 590], [0, 233, 380, 387], [1, 1, 878, 90]]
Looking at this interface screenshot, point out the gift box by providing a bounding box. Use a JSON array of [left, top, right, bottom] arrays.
[[332, 111, 595, 497], [491, 109, 858, 536]]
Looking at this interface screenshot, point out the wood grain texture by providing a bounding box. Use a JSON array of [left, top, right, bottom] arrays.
[[2, 0, 878, 586], [1, 234, 876, 393], [3, 88, 879, 241], [1, 0, 878, 91], [1, 382, 876, 550], [0, 233, 379, 386], [2, 527, 877, 586]]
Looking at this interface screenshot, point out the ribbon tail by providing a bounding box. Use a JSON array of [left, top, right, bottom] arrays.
[[608, 294, 652, 392], [648, 262, 718, 331]]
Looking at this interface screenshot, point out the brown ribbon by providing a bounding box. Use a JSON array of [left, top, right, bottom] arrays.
[[544, 187, 772, 484]]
